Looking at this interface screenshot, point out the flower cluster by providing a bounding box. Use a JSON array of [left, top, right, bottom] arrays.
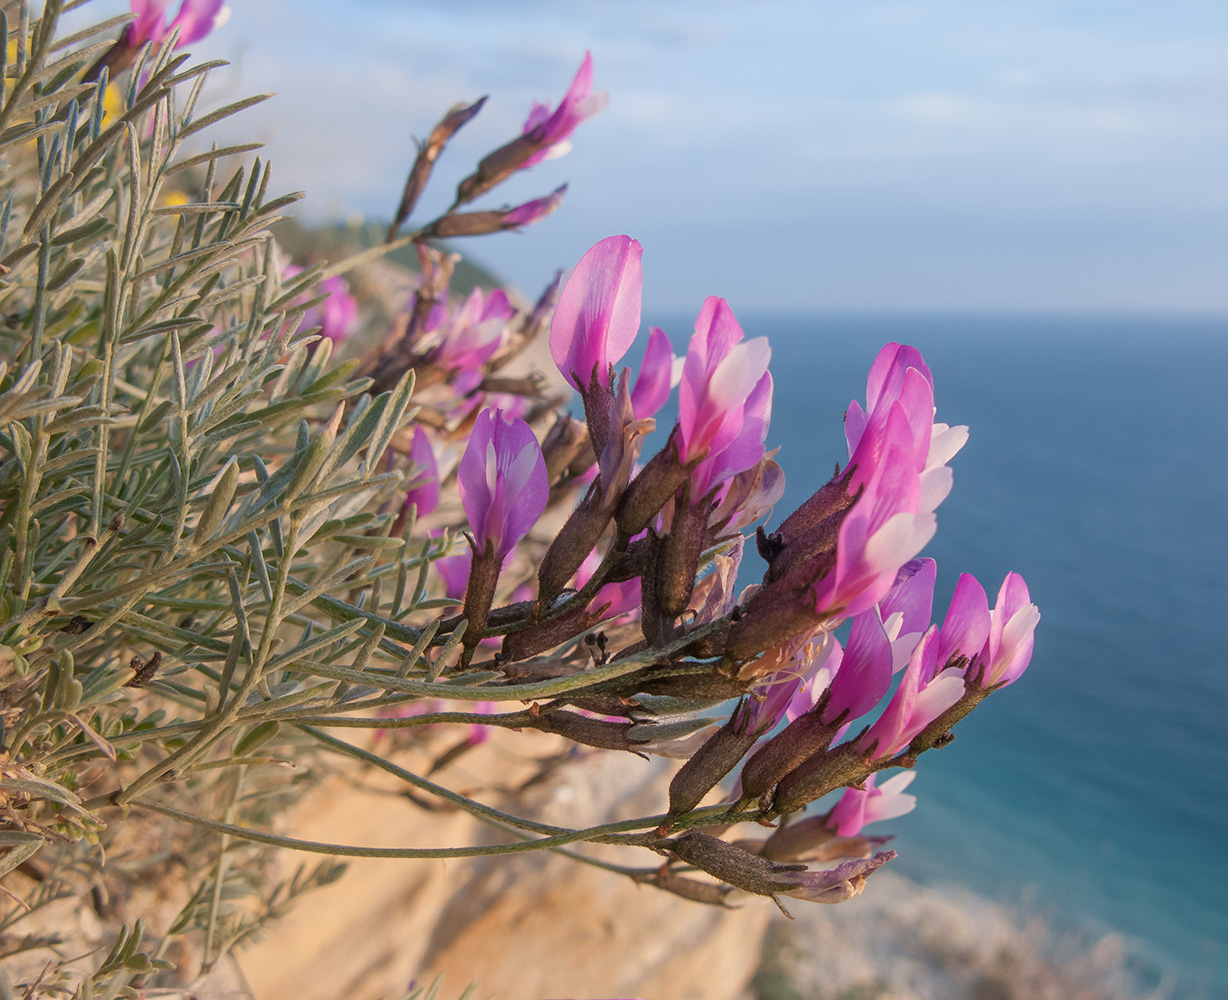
[[86, 0, 229, 80], [390, 222, 1038, 907], [47, 10, 1041, 932]]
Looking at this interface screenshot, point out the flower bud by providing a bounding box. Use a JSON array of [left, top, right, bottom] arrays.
[[668, 833, 806, 899], [665, 702, 761, 821]]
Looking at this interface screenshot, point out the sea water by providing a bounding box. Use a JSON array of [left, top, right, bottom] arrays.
[[569, 310, 1224, 991], [709, 314, 1228, 999]]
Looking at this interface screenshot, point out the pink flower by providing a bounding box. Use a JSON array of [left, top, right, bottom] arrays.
[[590, 577, 642, 620], [691, 369, 773, 499], [879, 558, 937, 670], [402, 425, 439, 519], [845, 343, 967, 513], [520, 52, 609, 169], [550, 235, 643, 391], [737, 670, 808, 736], [427, 287, 515, 395], [827, 772, 918, 837], [815, 405, 936, 618], [284, 266, 359, 345], [779, 851, 896, 903], [936, 573, 991, 674], [500, 184, 568, 228], [305, 275, 358, 345], [125, 0, 226, 50], [978, 572, 1039, 687], [434, 545, 471, 603], [457, 409, 548, 561], [857, 626, 965, 760], [677, 298, 771, 466], [820, 609, 894, 726], [629, 326, 675, 420], [465, 701, 497, 746]]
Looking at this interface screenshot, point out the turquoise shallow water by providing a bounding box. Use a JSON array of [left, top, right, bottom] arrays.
[[656, 313, 1228, 998]]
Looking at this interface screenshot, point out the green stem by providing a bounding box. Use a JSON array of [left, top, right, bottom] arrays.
[[130, 796, 666, 859]]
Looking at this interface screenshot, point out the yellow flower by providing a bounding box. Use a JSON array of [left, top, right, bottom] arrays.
[[102, 84, 124, 128]]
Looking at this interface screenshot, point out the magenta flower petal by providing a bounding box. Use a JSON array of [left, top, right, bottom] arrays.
[[691, 370, 773, 497], [740, 671, 806, 735], [779, 851, 896, 903], [828, 779, 871, 838], [678, 298, 771, 463], [550, 236, 643, 391], [818, 408, 933, 617], [983, 572, 1040, 686], [866, 343, 933, 414], [434, 546, 471, 602], [126, 0, 224, 48], [844, 399, 868, 457], [403, 425, 440, 518], [502, 184, 567, 228], [880, 558, 937, 643], [822, 610, 893, 724], [480, 288, 516, 323], [857, 625, 952, 759], [829, 771, 918, 837], [784, 638, 841, 723], [629, 326, 675, 420], [457, 409, 548, 560], [937, 573, 991, 672], [521, 52, 609, 168], [129, 0, 171, 40], [166, 0, 225, 45], [863, 771, 918, 826]]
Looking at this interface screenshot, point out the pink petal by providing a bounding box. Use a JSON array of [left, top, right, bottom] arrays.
[[550, 236, 643, 390], [858, 626, 935, 759], [691, 370, 773, 497], [403, 425, 439, 518], [845, 399, 868, 457], [457, 409, 548, 559], [927, 422, 969, 470], [823, 610, 893, 723], [990, 602, 1040, 686], [866, 343, 933, 414], [937, 573, 991, 672], [880, 558, 937, 640], [167, 0, 225, 46], [829, 779, 872, 837], [629, 326, 674, 420], [862, 771, 918, 826], [502, 184, 567, 228]]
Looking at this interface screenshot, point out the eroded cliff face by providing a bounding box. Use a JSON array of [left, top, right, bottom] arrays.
[[239, 729, 771, 1000]]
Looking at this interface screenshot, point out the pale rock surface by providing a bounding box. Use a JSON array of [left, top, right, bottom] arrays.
[[240, 729, 771, 1000], [748, 869, 1162, 1000]]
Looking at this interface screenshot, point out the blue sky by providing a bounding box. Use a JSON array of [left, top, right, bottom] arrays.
[[88, 1, 1228, 313]]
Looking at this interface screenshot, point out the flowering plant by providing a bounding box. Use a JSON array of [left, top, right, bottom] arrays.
[[0, 4, 1037, 996]]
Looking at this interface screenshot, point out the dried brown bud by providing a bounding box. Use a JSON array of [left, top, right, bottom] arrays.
[[723, 573, 829, 666], [456, 133, 542, 205], [614, 429, 693, 538], [639, 865, 736, 907], [668, 833, 806, 898], [665, 703, 761, 820], [526, 708, 636, 751], [460, 539, 502, 665], [771, 742, 875, 817], [656, 490, 709, 621], [737, 695, 840, 803], [541, 415, 591, 483], [389, 97, 487, 241], [421, 211, 507, 239], [500, 602, 604, 662]]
